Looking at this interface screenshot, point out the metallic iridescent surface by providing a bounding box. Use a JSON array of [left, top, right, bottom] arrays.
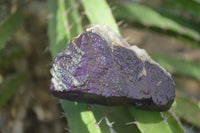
[[50, 25, 175, 111]]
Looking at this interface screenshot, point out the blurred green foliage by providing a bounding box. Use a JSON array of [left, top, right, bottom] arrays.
[[172, 96, 200, 128], [0, 10, 24, 108], [0, 11, 24, 50], [1, 0, 200, 132], [152, 54, 200, 80], [0, 74, 25, 107]]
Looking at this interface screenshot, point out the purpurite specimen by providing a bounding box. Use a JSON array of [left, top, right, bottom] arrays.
[[50, 25, 175, 111]]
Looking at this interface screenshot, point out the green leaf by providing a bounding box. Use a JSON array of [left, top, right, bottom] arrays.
[[48, 0, 183, 132], [47, 0, 82, 58], [112, 3, 200, 42], [81, 0, 141, 132], [0, 11, 24, 50], [162, 111, 185, 133], [82, 0, 120, 35], [152, 54, 200, 80], [177, 36, 200, 48], [164, 0, 200, 20], [48, 0, 101, 132], [64, 0, 83, 38], [61, 101, 102, 133], [92, 105, 140, 133], [172, 96, 200, 128], [130, 108, 173, 133], [47, 0, 68, 58], [0, 74, 24, 107], [61, 101, 141, 133]]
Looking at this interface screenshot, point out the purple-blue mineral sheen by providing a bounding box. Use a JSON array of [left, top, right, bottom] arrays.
[[50, 25, 175, 111]]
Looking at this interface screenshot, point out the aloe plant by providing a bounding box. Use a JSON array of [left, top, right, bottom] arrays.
[[152, 54, 200, 81], [164, 0, 200, 19], [0, 0, 199, 132], [172, 95, 200, 129], [112, 2, 200, 48], [47, 0, 185, 133]]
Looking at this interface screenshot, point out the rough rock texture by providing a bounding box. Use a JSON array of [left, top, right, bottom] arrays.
[[50, 25, 175, 111]]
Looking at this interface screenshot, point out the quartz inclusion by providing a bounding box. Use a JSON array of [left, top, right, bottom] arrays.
[[50, 25, 175, 111]]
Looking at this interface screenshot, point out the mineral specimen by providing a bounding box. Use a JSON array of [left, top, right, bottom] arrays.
[[50, 25, 175, 111]]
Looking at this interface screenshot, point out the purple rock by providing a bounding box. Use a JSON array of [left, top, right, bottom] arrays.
[[50, 25, 175, 111]]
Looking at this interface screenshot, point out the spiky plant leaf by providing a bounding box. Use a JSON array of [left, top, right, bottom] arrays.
[[172, 96, 200, 128], [112, 3, 200, 42], [61, 101, 102, 133], [91, 105, 140, 133], [48, 0, 98, 132], [82, 0, 184, 132], [164, 0, 200, 20], [152, 54, 200, 80], [82, 0, 119, 35], [48, 0, 184, 132], [47, 0, 68, 58], [129, 108, 173, 133], [162, 111, 185, 133]]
